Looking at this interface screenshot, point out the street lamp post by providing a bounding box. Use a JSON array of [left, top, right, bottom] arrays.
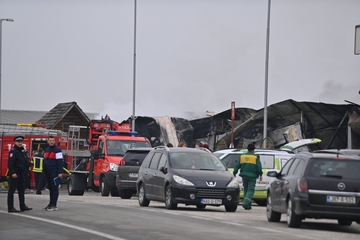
[[263, 0, 271, 148], [131, 1, 137, 131], [0, 18, 14, 123]]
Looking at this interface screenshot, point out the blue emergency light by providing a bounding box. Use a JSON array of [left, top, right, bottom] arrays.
[[107, 131, 139, 136]]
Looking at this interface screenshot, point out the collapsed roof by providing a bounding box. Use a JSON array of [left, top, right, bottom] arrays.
[[131, 99, 360, 151], [206, 99, 359, 150]]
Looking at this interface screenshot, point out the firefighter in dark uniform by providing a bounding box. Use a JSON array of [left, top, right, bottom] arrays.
[[7, 136, 33, 213]]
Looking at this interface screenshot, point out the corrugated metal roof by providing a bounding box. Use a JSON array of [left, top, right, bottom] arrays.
[[1, 109, 97, 125], [1, 110, 47, 124]]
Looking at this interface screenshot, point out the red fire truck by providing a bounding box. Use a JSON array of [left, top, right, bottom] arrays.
[[0, 124, 65, 183], [66, 119, 151, 197]]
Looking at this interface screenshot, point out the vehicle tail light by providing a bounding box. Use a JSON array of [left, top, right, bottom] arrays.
[[119, 160, 126, 165], [297, 178, 308, 192]]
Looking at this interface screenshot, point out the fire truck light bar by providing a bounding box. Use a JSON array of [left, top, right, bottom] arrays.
[[107, 131, 138, 137]]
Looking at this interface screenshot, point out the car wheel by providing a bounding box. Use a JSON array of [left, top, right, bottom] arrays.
[[287, 198, 302, 228], [100, 177, 109, 197], [119, 189, 133, 199], [67, 176, 84, 196], [165, 185, 177, 210], [225, 205, 238, 212], [196, 204, 206, 209], [338, 219, 352, 226], [266, 194, 281, 222], [254, 199, 267, 206], [138, 184, 150, 206]]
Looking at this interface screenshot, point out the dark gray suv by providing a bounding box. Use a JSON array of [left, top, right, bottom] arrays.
[[115, 147, 152, 199], [266, 152, 360, 228]]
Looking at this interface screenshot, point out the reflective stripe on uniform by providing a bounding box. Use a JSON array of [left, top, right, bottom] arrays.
[[33, 157, 44, 173], [63, 167, 71, 175]]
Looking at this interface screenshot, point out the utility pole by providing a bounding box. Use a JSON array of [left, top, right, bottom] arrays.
[[131, 0, 137, 131], [263, 0, 271, 148], [0, 18, 14, 123]]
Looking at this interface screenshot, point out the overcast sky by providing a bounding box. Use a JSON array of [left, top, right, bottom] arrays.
[[1, 0, 360, 122]]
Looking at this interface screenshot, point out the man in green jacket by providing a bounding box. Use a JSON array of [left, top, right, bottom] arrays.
[[233, 144, 263, 210]]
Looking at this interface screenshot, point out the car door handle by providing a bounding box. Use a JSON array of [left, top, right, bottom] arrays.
[[144, 171, 148, 175], [284, 180, 289, 185], [153, 173, 157, 176]]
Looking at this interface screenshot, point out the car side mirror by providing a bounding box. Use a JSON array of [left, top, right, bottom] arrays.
[[91, 149, 99, 159], [91, 149, 105, 159], [160, 166, 167, 174], [267, 171, 278, 178]]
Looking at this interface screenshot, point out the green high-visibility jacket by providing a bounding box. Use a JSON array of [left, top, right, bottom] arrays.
[[233, 151, 263, 178]]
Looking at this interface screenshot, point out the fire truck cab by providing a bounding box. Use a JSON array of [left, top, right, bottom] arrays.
[[67, 119, 151, 197]]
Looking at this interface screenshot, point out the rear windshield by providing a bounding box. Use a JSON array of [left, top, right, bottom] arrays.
[[122, 151, 149, 166], [305, 158, 360, 180], [169, 152, 226, 171]]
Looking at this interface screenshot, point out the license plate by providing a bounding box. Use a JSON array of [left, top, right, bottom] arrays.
[[327, 195, 356, 204], [200, 199, 222, 205], [128, 173, 138, 178]]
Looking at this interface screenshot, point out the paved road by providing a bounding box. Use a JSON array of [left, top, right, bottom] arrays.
[[1, 187, 360, 239]]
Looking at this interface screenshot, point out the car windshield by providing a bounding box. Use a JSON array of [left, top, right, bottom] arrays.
[[169, 152, 226, 171], [107, 140, 150, 156], [305, 158, 360, 180]]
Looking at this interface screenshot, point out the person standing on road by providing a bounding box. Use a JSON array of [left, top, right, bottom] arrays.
[[33, 148, 45, 195], [233, 144, 262, 210], [7, 136, 33, 213], [43, 136, 63, 211]]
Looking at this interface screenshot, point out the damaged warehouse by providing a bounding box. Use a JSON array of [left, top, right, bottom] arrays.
[[132, 99, 360, 151]]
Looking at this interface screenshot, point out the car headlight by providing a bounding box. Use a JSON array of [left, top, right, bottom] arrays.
[[173, 175, 194, 186], [226, 178, 240, 188], [110, 162, 118, 171]]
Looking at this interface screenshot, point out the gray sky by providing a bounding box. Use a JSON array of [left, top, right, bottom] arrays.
[[1, 0, 360, 122]]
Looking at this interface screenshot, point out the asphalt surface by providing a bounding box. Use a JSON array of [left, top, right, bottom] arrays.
[[1, 186, 360, 240]]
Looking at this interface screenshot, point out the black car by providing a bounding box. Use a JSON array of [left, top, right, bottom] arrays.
[[116, 147, 153, 199], [136, 146, 240, 212], [266, 152, 360, 228]]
